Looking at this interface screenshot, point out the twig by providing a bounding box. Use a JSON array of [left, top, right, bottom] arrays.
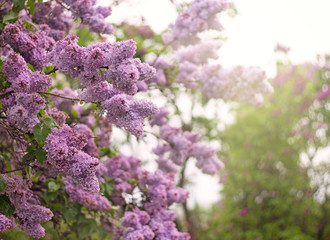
[[1, 168, 25, 174], [151, 41, 173, 66], [179, 160, 197, 240], [55, 0, 71, 11], [38, 91, 81, 102]]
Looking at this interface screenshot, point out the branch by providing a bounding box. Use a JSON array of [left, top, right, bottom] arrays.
[[151, 41, 172, 66], [179, 159, 197, 240], [38, 91, 81, 102], [1, 168, 25, 174], [55, 0, 71, 11]]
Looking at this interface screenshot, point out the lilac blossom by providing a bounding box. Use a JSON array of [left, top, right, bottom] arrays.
[[63, 177, 111, 211], [101, 94, 159, 136], [43, 124, 100, 193], [1, 174, 53, 238], [198, 65, 274, 105], [150, 108, 169, 126], [162, 0, 228, 49], [0, 214, 15, 233], [97, 155, 141, 206], [62, 0, 113, 34], [1, 21, 54, 70]]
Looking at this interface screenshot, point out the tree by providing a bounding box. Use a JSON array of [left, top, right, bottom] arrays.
[[195, 55, 330, 240]]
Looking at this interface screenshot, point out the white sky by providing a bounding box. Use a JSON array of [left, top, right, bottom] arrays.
[[106, 0, 330, 207], [109, 0, 330, 76]]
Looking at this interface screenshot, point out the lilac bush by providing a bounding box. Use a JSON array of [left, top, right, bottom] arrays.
[[0, 0, 275, 239]]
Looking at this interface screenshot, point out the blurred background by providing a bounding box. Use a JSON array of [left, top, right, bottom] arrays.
[[105, 0, 330, 239]]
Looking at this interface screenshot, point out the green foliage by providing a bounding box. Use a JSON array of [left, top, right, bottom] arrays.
[[33, 123, 51, 145], [0, 176, 6, 192], [0, 195, 16, 216], [195, 62, 329, 240]]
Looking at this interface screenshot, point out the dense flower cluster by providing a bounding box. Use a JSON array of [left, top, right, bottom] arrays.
[[62, 0, 113, 34], [0, 174, 53, 238], [101, 94, 159, 136], [95, 154, 190, 239], [0, 214, 15, 233], [1, 21, 55, 70], [43, 124, 100, 193], [1, 53, 50, 132], [115, 170, 190, 240], [63, 177, 111, 211], [49, 35, 158, 135], [97, 155, 141, 206], [33, 2, 73, 40]]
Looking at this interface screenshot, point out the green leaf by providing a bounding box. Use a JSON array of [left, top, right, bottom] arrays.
[[77, 221, 91, 239], [63, 207, 79, 224], [33, 123, 51, 145], [26, 62, 35, 71], [33, 123, 43, 145], [24, 133, 34, 143], [23, 19, 39, 33], [27, 0, 36, 15], [48, 181, 60, 192], [0, 176, 6, 192], [44, 118, 57, 128], [71, 109, 79, 118], [76, 216, 97, 239], [22, 144, 36, 162], [0, 195, 16, 216], [35, 148, 47, 163], [128, 178, 139, 185], [43, 191, 58, 203], [2, 11, 19, 23], [12, 0, 26, 12], [104, 183, 113, 197]]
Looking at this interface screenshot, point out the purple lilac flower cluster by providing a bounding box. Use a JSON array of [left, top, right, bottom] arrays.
[[46, 107, 69, 127], [0, 214, 15, 233], [151, 109, 225, 175], [198, 65, 274, 106], [62, 0, 113, 34], [74, 124, 99, 158], [97, 154, 190, 239], [0, 174, 53, 238], [175, 40, 222, 88], [162, 0, 228, 49], [49, 35, 158, 136], [33, 2, 73, 41], [114, 170, 190, 240], [1, 21, 55, 70], [63, 177, 111, 211], [101, 94, 159, 136], [43, 124, 100, 193], [97, 155, 141, 206], [1, 53, 50, 132]]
